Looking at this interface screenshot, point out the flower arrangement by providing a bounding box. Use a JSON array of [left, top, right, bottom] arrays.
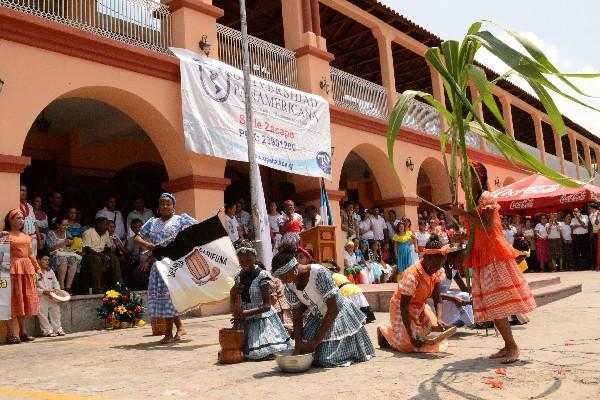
[[97, 282, 146, 328]]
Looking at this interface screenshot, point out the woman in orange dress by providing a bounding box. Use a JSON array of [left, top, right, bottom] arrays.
[[448, 161, 536, 363], [3, 209, 41, 344], [377, 235, 450, 353]]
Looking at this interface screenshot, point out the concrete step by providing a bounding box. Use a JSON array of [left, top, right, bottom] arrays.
[[362, 279, 582, 312], [526, 275, 562, 290], [532, 283, 582, 307]]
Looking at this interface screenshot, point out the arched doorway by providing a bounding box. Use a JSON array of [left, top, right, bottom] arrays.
[[339, 151, 381, 208], [21, 98, 169, 225], [417, 157, 452, 213]]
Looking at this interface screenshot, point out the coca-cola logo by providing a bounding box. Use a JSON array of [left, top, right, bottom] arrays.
[[509, 199, 534, 210], [494, 184, 561, 198], [560, 191, 586, 204]]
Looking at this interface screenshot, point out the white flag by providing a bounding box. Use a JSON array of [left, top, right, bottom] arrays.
[[252, 166, 274, 270]]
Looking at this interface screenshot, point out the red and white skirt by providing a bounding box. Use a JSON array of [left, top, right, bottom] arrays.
[[471, 258, 536, 322]]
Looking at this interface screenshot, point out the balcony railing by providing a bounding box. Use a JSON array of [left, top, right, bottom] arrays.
[[216, 24, 298, 89], [331, 67, 388, 120], [402, 99, 442, 136], [1, 0, 172, 53]]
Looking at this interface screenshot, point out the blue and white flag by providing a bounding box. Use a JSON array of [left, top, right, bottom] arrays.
[[320, 178, 335, 226]]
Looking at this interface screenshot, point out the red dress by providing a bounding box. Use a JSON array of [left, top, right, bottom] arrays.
[[465, 192, 536, 322], [10, 232, 40, 317]]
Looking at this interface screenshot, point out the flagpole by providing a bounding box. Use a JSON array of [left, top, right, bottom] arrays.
[[239, 0, 264, 260]]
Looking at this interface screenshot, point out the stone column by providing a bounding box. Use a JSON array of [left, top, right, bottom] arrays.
[[162, 173, 231, 223], [0, 155, 31, 343], [373, 28, 397, 114], [583, 141, 593, 176], [569, 133, 580, 180], [469, 83, 487, 152], [499, 96, 514, 138], [553, 128, 566, 174], [428, 64, 448, 132], [282, 0, 333, 97], [166, 0, 224, 57], [532, 114, 546, 164]]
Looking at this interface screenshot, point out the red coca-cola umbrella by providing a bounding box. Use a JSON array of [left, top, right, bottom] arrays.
[[492, 174, 600, 214]]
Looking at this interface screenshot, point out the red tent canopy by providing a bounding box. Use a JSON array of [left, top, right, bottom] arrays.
[[492, 174, 600, 215]]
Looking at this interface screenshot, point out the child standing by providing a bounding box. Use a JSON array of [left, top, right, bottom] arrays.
[[36, 253, 65, 337]]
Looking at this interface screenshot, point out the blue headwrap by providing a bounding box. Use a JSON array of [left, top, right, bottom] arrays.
[[159, 192, 176, 205]]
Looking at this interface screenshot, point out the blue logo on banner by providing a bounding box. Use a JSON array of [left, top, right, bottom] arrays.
[[316, 151, 332, 174], [198, 62, 230, 102]]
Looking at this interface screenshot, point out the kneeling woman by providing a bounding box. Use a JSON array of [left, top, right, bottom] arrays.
[[231, 244, 293, 360], [378, 235, 450, 353], [272, 245, 375, 367]]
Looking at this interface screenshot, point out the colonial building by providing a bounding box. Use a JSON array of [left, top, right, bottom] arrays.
[[1, 0, 598, 262]]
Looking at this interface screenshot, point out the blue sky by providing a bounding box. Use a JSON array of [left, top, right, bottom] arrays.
[[379, 0, 600, 136]]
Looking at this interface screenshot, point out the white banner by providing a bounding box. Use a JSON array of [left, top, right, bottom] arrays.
[[171, 48, 332, 180], [153, 216, 239, 312], [0, 235, 10, 320]]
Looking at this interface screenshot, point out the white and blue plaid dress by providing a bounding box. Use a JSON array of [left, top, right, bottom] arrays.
[[236, 268, 293, 359], [141, 214, 197, 318], [285, 264, 375, 367]]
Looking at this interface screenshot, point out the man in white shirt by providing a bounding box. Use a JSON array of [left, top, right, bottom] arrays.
[[224, 202, 241, 243], [371, 206, 387, 244], [20, 185, 39, 256], [126, 198, 154, 230], [236, 198, 252, 240], [82, 217, 123, 294], [386, 209, 400, 239], [96, 197, 126, 240], [570, 208, 590, 270]]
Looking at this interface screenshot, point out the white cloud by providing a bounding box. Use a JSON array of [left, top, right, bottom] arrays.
[[475, 31, 600, 138]]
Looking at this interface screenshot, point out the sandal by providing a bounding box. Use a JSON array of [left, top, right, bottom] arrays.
[[159, 336, 175, 344], [19, 335, 35, 342], [6, 335, 21, 344]]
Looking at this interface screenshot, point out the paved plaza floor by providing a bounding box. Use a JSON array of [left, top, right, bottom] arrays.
[[0, 271, 599, 400]]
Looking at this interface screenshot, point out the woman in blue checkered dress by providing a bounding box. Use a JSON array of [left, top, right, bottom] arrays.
[[135, 193, 197, 344], [272, 245, 375, 367], [231, 245, 293, 360]]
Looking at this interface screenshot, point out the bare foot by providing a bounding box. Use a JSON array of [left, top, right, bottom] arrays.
[[174, 328, 187, 341], [501, 347, 520, 364], [376, 326, 389, 348], [159, 336, 175, 344], [489, 347, 507, 359]]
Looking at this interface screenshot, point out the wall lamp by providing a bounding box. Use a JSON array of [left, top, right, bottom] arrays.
[[198, 35, 211, 56], [405, 157, 414, 171], [494, 177, 501, 188], [319, 77, 330, 94]]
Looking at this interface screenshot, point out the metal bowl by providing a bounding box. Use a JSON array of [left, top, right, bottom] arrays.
[[275, 350, 314, 373]]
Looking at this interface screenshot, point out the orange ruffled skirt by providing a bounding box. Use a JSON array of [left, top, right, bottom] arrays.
[[11, 257, 40, 317], [380, 297, 448, 353], [471, 258, 535, 322]]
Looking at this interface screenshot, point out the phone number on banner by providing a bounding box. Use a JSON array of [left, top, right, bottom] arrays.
[[239, 129, 297, 152]]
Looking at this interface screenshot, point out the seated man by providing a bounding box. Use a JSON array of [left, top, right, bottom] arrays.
[[124, 218, 150, 290], [82, 217, 123, 294]]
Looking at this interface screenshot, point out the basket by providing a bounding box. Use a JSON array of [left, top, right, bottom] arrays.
[[151, 318, 168, 336]]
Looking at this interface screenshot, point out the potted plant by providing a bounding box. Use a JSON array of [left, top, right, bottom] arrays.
[[97, 282, 146, 329]]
